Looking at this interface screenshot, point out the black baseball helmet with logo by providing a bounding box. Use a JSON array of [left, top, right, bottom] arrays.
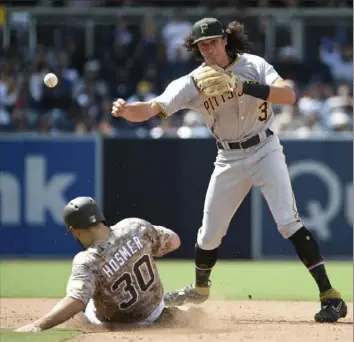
[[63, 196, 105, 231], [192, 17, 225, 45]]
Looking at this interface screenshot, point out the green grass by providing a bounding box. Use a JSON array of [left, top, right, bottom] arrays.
[[0, 260, 73, 298], [0, 328, 82, 342], [0, 260, 352, 301], [0, 260, 351, 340]]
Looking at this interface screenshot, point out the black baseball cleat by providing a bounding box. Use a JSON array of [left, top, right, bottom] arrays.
[[164, 282, 211, 307], [314, 289, 347, 323]]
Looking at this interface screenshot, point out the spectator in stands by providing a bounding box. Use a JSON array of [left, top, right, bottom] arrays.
[[0, 68, 18, 131], [113, 18, 134, 58], [2, 2, 352, 138], [126, 80, 157, 104], [273, 46, 312, 86], [273, 104, 304, 134], [129, 17, 159, 67], [322, 83, 353, 127], [328, 111, 352, 133], [149, 115, 181, 139], [73, 60, 109, 100], [161, 7, 193, 82], [73, 95, 99, 134], [11, 76, 41, 132], [297, 83, 325, 118], [28, 57, 49, 109], [127, 17, 166, 91], [176, 110, 211, 139], [40, 66, 74, 132], [97, 97, 114, 136], [292, 111, 326, 137], [112, 80, 159, 136], [319, 38, 353, 86], [109, 68, 136, 101], [65, 38, 86, 75], [56, 51, 79, 89]]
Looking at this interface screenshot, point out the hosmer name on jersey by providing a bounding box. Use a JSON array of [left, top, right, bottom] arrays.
[[101, 236, 143, 279]]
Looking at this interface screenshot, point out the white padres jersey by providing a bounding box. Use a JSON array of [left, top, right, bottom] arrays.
[[153, 53, 282, 141]]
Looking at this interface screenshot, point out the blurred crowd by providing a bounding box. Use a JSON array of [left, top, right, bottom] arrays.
[[0, 4, 352, 138], [2, 0, 353, 8]]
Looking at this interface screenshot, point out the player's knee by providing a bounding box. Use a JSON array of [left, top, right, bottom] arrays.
[[278, 221, 303, 239], [198, 239, 221, 250], [197, 228, 223, 250]]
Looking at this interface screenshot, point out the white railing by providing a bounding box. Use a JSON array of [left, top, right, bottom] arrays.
[[3, 6, 351, 16]]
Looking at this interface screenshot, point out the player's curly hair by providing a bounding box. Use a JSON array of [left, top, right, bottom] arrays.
[[184, 20, 252, 62]]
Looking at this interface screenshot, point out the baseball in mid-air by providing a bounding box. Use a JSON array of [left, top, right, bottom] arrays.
[[44, 73, 58, 88]]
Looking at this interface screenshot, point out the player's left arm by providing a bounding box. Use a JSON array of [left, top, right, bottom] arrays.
[[264, 78, 295, 104], [238, 59, 295, 105], [15, 258, 95, 332], [147, 224, 181, 257]]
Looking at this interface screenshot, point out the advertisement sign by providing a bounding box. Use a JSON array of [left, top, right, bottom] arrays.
[[252, 138, 352, 259], [0, 136, 102, 257]]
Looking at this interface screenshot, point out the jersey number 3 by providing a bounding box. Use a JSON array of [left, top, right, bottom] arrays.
[[258, 102, 268, 122], [111, 254, 155, 310]]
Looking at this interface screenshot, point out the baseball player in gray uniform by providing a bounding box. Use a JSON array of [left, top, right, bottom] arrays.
[[111, 18, 347, 323], [15, 197, 185, 333]]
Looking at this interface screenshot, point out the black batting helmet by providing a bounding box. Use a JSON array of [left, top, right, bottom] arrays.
[[63, 197, 105, 231]]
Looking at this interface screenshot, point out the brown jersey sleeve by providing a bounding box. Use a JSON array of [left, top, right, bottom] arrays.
[[149, 225, 178, 257], [66, 252, 96, 306], [113, 218, 179, 258]]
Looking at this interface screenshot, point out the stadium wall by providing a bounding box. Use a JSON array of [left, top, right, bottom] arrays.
[[0, 135, 351, 259]]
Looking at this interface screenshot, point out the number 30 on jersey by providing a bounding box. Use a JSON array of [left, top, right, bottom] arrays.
[[111, 254, 155, 310]]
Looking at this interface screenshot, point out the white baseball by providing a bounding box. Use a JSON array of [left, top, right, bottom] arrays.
[[44, 73, 58, 88]]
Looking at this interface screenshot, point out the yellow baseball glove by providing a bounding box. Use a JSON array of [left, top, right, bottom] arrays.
[[193, 65, 239, 97]]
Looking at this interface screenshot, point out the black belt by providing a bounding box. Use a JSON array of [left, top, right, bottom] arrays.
[[216, 129, 273, 150]]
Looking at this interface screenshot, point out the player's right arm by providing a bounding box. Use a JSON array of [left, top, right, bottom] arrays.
[[111, 99, 161, 122], [15, 253, 95, 332], [111, 75, 199, 122]]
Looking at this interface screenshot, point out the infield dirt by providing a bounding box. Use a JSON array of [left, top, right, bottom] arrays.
[[1, 298, 352, 341]]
